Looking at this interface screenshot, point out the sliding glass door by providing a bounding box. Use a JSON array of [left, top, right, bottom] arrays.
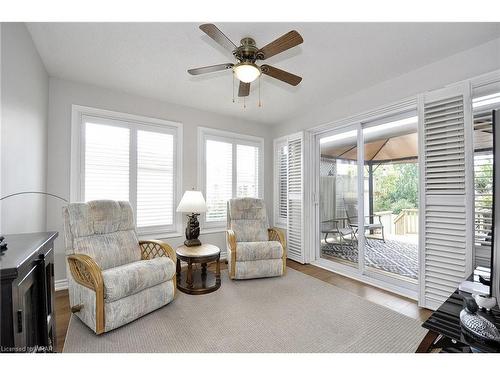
[[315, 111, 419, 295], [319, 127, 359, 269], [362, 113, 419, 285]]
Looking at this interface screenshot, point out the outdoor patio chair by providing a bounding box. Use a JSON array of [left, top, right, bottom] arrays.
[[321, 218, 356, 248], [343, 198, 385, 243]]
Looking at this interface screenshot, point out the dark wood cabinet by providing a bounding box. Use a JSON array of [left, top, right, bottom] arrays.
[[1, 232, 58, 353]]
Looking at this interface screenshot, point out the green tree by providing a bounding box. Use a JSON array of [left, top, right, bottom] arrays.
[[475, 160, 493, 208], [372, 163, 418, 214]]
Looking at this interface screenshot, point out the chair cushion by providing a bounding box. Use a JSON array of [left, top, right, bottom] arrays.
[[102, 257, 175, 302], [229, 198, 269, 242], [231, 220, 268, 242], [235, 241, 283, 261], [73, 230, 141, 270], [65, 200, 141, 269]]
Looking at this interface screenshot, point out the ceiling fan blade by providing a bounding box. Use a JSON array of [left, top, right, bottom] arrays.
[[258, 30, 303, 60], [188, 63, 234, 75], [261, 65, 302, 86], [238, 81, 250, 97], [199, 24, 237, 54]]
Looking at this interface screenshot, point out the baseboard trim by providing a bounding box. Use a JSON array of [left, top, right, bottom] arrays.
[[55, 278, 68, 291]]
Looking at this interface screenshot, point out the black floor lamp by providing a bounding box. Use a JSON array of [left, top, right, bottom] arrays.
[[0, 191, 68, 253]]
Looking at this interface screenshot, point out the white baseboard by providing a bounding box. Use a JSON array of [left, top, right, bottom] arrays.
[[55, 278, 68, 291]]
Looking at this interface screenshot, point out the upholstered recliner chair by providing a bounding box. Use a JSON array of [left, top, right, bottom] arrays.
[[62, 200, 176, 334], [226, 198, 286, 279]]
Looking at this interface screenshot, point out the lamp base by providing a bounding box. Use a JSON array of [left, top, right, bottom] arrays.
[[184, 213, 202, 247], [0, 235, 7, 254], [184, 238, 202, 247]]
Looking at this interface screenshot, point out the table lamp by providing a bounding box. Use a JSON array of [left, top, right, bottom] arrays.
[[176, 190, 207, 247]]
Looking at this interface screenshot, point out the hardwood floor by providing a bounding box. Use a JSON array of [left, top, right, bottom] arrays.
[[55, 288, 71, 353], [54, 259, 431, 352]]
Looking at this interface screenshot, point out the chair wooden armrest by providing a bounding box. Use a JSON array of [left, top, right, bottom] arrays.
[[226, 230, 237, 279], [67, 253, 105, 334], [139, 240, 177, 295], [268, 227, 286, 247], [226, 229, 237, 252], [268, 227, 287, 275], [139, 240, 176, 262]]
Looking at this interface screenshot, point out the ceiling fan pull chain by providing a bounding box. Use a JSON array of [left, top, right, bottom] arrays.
[[244, 96, 246, 109], [258, 75, 262, 108], [232, 71, 235, 103]]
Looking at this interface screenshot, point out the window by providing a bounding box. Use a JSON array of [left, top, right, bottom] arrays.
[[71, 106, 182, 236], [274, 138, 288, 227], [84, 122, 130, 202], [199, 128, 264, 228], [137, 130, 175, 228]]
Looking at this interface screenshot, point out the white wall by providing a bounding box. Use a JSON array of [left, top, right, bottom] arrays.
[[47, 77, 274, 283], [1, 23, 49, 234], [273, 37, 500, 138]]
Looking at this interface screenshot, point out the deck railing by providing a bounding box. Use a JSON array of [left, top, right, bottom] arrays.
[[394, 209, 419, 235]]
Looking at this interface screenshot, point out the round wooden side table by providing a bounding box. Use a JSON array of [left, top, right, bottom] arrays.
[[175, 244, 221, 295]]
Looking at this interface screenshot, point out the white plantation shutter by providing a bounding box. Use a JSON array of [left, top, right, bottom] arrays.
[[200, 128, 263, 227], [84, 121, 130, 202], [137, 130, 174, 228], [287, 133, 305, 263], [205, 140, 233, 222], [419, 83, 473, 310], [79, 111, 181, 234], [237, 144, 259, 198], [274, 139, 288, 227]]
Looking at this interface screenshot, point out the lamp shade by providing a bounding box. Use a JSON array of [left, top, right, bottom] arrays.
[[176, 190, 207, 213]]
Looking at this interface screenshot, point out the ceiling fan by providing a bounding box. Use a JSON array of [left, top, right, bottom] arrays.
[[188, 24, 303, 98]]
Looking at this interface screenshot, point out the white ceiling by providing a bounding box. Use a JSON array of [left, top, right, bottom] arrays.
[[27, 22, 500, 125]]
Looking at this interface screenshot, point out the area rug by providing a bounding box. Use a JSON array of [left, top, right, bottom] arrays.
[[321, 239, 418, 279], [63, 268, 427, 353]]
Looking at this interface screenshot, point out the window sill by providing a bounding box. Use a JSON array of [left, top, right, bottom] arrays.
[[138, 231, 184, 240], [139, 228, 228, 240], [200, 228, 227, 235]]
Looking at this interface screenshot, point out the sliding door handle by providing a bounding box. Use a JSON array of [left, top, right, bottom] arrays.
[[17, 310, 23, 333]]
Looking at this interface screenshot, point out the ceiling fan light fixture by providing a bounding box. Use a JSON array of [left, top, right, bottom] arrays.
[[233, 62, 261, 83]]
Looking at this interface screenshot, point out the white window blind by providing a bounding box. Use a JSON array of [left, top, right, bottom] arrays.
[[206, 140, 233, 222], [237, 144, 259, 198], [78, 110, 181, 235], [84, 122, 130, 202], [419, 84, 473, 310], [200, 128, 263, 227], [137, 130, 174, 228], [287, 134, 304, 263], [274, 139, 288, 227]]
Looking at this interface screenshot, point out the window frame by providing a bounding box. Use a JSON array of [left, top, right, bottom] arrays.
[[70, 105, 183, 238], [197, 127, 264, 230]]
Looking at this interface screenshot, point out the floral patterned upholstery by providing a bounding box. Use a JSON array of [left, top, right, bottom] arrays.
[[64, 200, 141, 269], [102, 257, 176, 302], [228, 198, 269, 242], [63, 200, 176, 334], [226, 198, 286, 279], [234, 241, 283, 261]]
